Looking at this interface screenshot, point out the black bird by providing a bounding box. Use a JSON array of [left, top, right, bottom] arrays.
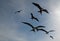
[[37, 29, 54, 34], [22, 22, 45, 32], [50, 35, 54, 39], [31, 13, 39, 22], [37, 29, 54, 39], [32, 2, 49, 15], [15, 10, 22, 14]]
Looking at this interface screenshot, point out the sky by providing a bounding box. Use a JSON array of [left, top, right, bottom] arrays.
[[0, 0, 60, 41]]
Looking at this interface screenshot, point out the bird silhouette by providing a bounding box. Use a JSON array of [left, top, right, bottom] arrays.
[[30, 13, 39, 22], [37, 29, 54, 34], [50, 35, 54, 39], [22, 22, 45, 32], [32, 2, 49, 15], [37, 29, 54, 39], [15, 10, 22, 14]]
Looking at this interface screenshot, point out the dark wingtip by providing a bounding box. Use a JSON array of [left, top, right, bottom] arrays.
[[37, 20, 39, 22], [32, 2, 34, 4], [21, 22, 25, 23], [30, 13, 33, 18], [47, 12, 49, 14], [21, 22, 24, 23], [32, 2, 36, 4], [31, 13, 32, 15], [43, 26, 45, 27]]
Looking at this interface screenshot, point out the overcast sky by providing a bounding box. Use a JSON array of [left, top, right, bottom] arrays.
[[0, 0, 60, 41]]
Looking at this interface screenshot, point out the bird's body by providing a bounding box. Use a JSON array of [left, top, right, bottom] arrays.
[[30, 29, 35, 32], [15, 10, 22, 14], [22, 22, 45, 32], [32, 2, 49, 15], [31, 13, 39, 22]]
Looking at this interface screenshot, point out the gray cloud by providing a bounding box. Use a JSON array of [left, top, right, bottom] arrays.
[[0, 0, 60, 41]]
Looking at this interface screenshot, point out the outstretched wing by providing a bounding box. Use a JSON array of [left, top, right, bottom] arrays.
[[43, 9, 49, 13], [22, 22, 34, 28], [37, 29, 47, 33], [34, 18, 39, 22], [36, 26, 45, 28], [32, 2, 42, 9], [49, 30, 55, 32], [31, 13, 34, 19], [50, 35, 54, 39], [31, 13, 33, 17]]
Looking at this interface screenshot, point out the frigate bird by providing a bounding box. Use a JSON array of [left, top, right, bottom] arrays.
[[15, 10, 22, 14], [32, 2, 49, 15], [31, 13, 39, 22], [37, 29, 54, 34], [22, 22, 45, 32], [50, 35, 54, 39]]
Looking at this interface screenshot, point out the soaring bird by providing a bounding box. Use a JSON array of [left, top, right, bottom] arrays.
[[22, 22, 45, 32], [37, 29, 54, 34], [32, 2, 49, 15], [50, 35, 54, 39], [15, 10, 22, 14], [37, 29, 54, 39], [30, 13, 39, 22]]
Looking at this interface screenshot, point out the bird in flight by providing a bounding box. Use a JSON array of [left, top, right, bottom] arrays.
[[30, 13, 39, 22], [37, 29, 54, 39], [50, 35, 54, 39], [37, 29, 54, 34], [22, 22, 45, 32], [32, 2, 49, 15], [15, 10, 22, 14]]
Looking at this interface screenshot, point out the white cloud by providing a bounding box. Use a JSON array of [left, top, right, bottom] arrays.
[[47, 0, 60, 41]]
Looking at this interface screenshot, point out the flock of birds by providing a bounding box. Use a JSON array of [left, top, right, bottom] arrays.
[[15, 2, 55, 39]]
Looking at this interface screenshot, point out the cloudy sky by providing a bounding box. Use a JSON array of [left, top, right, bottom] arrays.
[[0, 0, 60, 41]]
